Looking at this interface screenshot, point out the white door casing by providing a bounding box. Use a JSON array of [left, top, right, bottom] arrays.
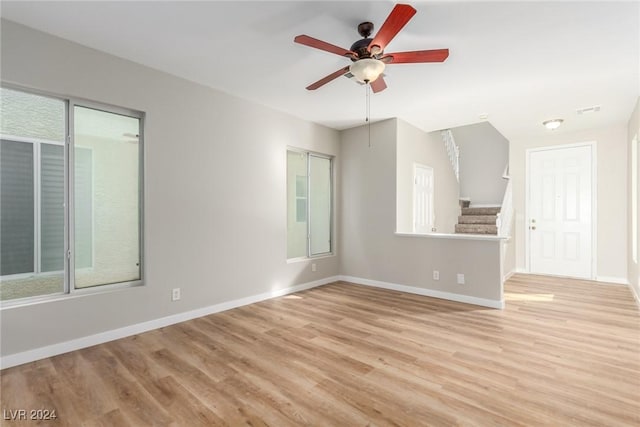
[[632, 134, 638, 264], [413, 164, 434, 233], [527, 143, 595, 279]]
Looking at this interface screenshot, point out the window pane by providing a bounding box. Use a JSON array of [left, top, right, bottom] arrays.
[[296, 198, 307, 223], [74, 147, 93, 269], [40, 143, 64, 272], [295, 175, 307, 198], [0, 140, 34, 275], [295, 175, 307, 223], [1, 87, 65, 142], [287, 151, 307, 259], [74, 106, 141, 288], [0, 87, 66, 301], [309, 155, 331, 255]]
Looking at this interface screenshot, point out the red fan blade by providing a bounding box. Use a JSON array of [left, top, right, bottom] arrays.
[[368, 4, 417, 54], [295, 35, 356, 58], [306, 66, 351, 90], [381, 49, 449, 64], [370, 76, 387, 93]]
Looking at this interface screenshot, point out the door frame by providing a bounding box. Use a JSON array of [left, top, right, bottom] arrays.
[[525, 141, 598, 279], [413, 163, 435, 233]]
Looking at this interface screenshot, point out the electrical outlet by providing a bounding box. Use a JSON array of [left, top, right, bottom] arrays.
[[312, 263, 317, 272], [457, 274, 465, 285], [433, 270, 440, 280], [172, 288, 181, 301]]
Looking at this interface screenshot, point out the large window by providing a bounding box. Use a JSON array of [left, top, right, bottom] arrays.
[[0, 87, 143, 302], [287, 149, 332, 259]]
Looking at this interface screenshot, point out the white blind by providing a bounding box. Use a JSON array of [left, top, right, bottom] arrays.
[[40, 143, 64, 272]]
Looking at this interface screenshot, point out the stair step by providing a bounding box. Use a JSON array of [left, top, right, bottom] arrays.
[[461, 206, 501, 216], [455, 224, 498, 235], [458, 215, 497, 225]]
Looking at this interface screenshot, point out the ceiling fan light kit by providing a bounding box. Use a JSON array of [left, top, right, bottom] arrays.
[[294, 3, 449, 93], [350, 58, 385, 83]]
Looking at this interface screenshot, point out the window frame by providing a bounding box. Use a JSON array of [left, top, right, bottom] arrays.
[[0, 83, 145, 307], [286, 147, 334, 261], [69, 100, 145, 294]]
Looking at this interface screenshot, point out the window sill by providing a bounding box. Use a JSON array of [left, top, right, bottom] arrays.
[[287, 253, 336, 264], [0, 280, 144, 310]]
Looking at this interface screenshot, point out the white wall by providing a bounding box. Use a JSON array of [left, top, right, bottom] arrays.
[[510, 124, 628, 281], [396, 120, 460, 234], [627, 97, 640, 301], [340, 119, 504, 305], [0, 20, 340, 357], [453, 122, 509, 205]]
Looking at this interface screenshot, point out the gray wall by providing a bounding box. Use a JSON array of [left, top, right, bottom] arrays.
[[1, 20, 340, 356], [628, 97, 640, 300], [453, 122, 509, 205], [340, 119, 503, 302], [396, 120, 460, 234]]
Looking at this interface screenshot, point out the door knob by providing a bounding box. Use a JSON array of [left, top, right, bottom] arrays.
[[530, 226, 536, 230]]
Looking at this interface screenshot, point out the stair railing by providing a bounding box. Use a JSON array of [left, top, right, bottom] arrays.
[[496, 165, 512, 237], [441, 129, 459, 182]]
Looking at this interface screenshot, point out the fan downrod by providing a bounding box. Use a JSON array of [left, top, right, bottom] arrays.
[[350, 22, 376, 61], [357, 22, 374, 38]]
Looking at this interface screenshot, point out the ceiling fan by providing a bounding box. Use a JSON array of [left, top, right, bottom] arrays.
[[294, 3, 449, 93]]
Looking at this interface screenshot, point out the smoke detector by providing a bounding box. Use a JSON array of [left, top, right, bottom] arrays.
[[576, 105, 601, 115]]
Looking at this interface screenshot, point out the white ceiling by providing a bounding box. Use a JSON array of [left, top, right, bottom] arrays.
[[1, 1, 638, 140]]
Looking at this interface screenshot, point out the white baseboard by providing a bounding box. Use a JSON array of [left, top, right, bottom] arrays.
[[503, 270, 516, 282], [337, 275, 504, 309], [628, 282, 640, 309], [595, 276, 630, 285], [1, 276, 339, 370], [512, 271, 629, 286]]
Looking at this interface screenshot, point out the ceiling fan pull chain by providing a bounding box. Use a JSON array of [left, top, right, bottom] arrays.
[[368, 85, 371, 148], [365, 81, 370, 123]]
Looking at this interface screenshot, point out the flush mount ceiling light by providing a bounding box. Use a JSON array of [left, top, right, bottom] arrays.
[[543, 119, 564, 130], [349, 58, 386, 84]]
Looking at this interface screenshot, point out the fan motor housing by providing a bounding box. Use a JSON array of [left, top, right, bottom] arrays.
[[350, 38, 375, 61]]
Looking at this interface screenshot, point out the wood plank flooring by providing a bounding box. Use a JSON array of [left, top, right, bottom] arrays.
[[1, 274, 639, 426]]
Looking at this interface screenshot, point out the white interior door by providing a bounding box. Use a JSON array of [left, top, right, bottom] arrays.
[[528, 144, 593, 278], [414, 164, 434, 233]]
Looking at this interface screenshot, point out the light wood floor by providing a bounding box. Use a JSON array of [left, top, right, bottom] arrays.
[[1, 274, 639, 426]]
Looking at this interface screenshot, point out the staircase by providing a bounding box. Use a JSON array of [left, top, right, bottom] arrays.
[[455, 206, 501, 235], [441, 129, 459, 182]]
